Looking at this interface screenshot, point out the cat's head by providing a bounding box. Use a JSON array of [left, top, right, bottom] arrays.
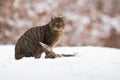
[[49, 16, 65, 31]]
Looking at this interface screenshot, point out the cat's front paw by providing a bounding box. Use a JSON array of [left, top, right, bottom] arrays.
[[45, 53, 57, 59]]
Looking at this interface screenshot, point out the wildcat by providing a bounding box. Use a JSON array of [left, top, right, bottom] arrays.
[[15, 16, 65, 60]]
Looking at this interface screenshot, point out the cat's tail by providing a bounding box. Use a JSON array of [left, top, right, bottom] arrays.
[[56, 53, 76, 58]]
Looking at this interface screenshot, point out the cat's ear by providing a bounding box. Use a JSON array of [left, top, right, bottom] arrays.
[[62, 16, 65, 21], [52, 15, 55, 20]]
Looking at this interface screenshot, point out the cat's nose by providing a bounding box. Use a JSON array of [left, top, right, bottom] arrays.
[[60, 23, 62, 25]]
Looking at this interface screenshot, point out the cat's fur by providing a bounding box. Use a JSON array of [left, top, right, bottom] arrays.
[[15, 16, 65, 60]]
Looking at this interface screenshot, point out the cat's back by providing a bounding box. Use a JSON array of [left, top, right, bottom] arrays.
[[15, 26, 45, 49], [24, 26, 44, 41]]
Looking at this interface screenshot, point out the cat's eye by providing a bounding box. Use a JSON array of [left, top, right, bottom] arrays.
[[60, 23, 62, 25]]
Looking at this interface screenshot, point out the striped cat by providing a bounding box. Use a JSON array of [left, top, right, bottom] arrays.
[[15, 16, 65, 60]]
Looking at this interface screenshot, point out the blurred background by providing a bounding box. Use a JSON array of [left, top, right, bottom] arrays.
[[0, 0, 120, 48]]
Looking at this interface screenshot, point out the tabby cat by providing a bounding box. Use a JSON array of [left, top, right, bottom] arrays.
[[15, 16, 65, 60], [15, 16, 75, 60]]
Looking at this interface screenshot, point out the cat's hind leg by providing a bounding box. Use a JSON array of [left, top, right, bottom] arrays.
[[34, 52, 42, 59], [15, 53, 24, 60], [33, 48, 43, 59]]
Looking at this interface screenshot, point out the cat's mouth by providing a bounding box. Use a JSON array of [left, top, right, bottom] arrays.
[[53, 27, 63, 31]]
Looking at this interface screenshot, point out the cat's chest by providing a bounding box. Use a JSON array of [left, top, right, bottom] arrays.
[[44, 31, 62, 46]]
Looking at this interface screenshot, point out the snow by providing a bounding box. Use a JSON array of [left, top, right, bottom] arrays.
[[0, 45, 120, 80]]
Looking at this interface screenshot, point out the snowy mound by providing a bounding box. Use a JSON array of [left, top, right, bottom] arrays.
[[0, 45, 120, 80]]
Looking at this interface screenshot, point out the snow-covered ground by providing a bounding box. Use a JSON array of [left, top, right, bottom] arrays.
[[0, 45, 120, 80]]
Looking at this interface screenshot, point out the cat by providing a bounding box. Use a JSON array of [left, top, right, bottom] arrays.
[[15, 16, 75, 60], [15, 16, 65, 60]]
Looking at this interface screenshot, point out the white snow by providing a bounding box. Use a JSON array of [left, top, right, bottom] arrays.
[[0, 45, 120, 80]]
